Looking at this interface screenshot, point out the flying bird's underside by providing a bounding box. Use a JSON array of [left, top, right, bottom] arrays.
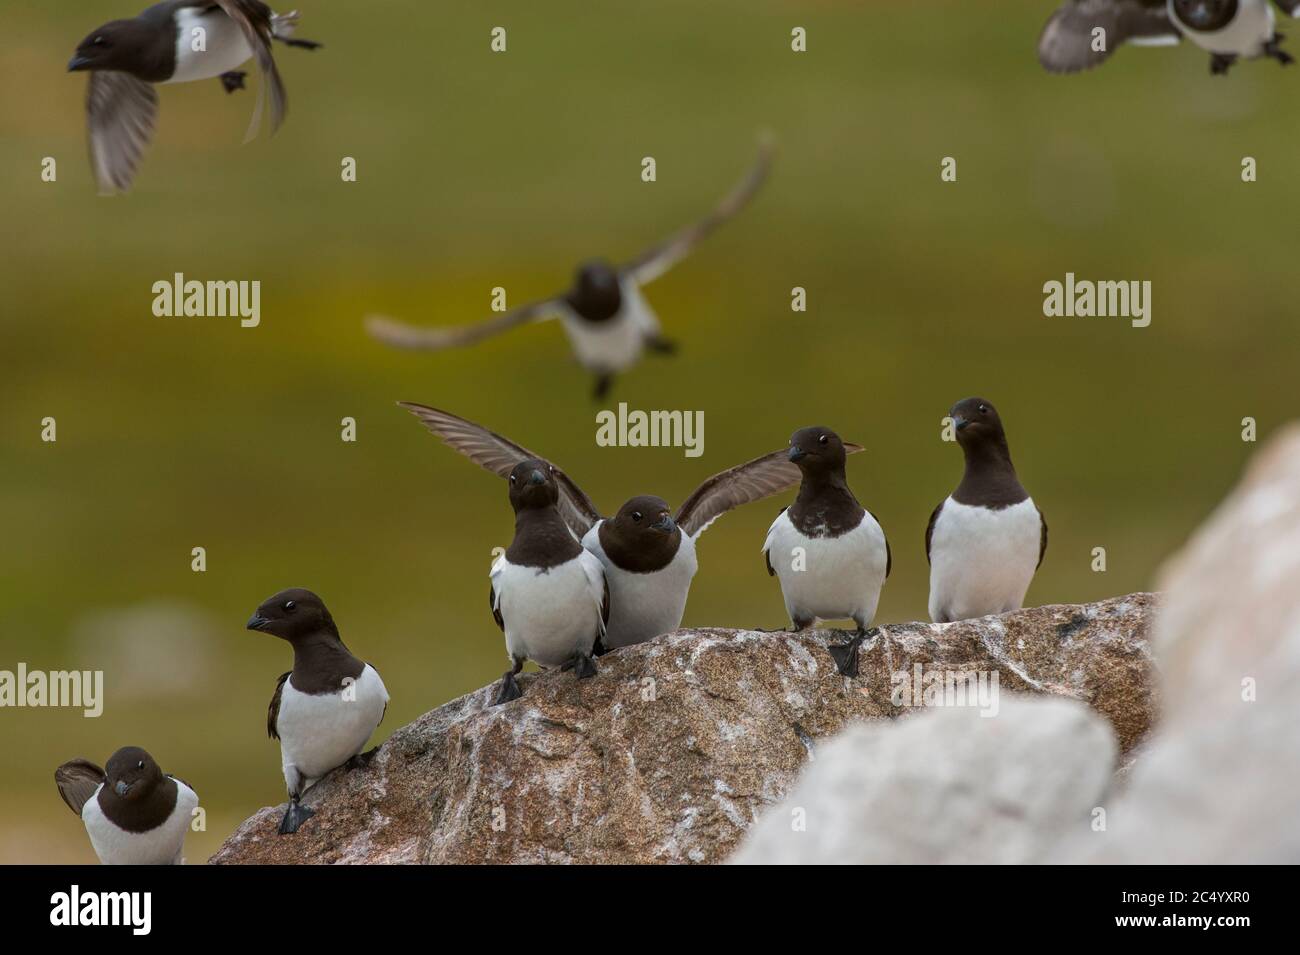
[[1039, 0, 1300, 75]]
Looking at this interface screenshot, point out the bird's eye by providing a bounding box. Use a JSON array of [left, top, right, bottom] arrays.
[[285, 600, 296, 611], [632, 511, 642, 522], [136, 760, 143, 769], [549, 465, 555, 473], [93, 36, 106, 46], [979, 405, 988, 414], [818, 434, 828, 445], [509, 474, 516, 484]]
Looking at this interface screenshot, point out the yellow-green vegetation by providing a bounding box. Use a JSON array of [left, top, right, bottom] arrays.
[[1, 1, 1295, 862]]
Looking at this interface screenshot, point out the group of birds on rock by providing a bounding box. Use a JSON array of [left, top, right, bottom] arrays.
[[53, 3, 1071, 864], [56, 396, 1046, 861]]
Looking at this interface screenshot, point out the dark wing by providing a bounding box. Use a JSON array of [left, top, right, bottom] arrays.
[[489, 581, 504, 631], [1037, 506, 1049, 570], [398, 402, 603, 537], [166, 774, 198, 797], [267, 671, 290, 740], [868, 509, 891, 579], [55, 759, 106, 816], [765, 506, 786, 577], [1038, 0, 1179, 74], [1276, 0, 1300, 17], [675, 444, 828, 538], [86, 72, 158, 195], [365, 298, 559, 352], [924, 500, 944, 566], [212, 0, 287, 138], [620, 134, 775, 286], [600, 575, 611, 626]]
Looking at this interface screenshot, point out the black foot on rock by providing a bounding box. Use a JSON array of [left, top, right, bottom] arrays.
[[827, 628, 876, 678], [220, 71, 247, 93], [572, 652, 598, 679], [592, 637, 611, 657], [278, 799, 314, 835], [493, 670, 523, 705], [1210, 53, 1237, 75]]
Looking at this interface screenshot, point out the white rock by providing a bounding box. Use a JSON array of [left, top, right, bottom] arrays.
[[730, 696, 1116, 865]]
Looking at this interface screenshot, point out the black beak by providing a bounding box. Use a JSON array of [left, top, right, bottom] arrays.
[[953, 416, 969, 432], [114, 780, 130, 797], [528, 469, 546, 486], [68, 54, 92, 72], [788, 446, 806, 463], [246, 614, 271, 632], [651, 513, 675, 533]]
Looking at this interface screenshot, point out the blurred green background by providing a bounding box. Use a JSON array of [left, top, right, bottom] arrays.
[[2, 0, 1297, 863]]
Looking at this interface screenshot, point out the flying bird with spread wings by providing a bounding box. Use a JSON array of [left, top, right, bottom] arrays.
[[67, 1, 321, 194], [368, 137, 775, 400]]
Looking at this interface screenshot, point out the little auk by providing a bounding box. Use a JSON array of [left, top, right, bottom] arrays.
[[763, 427, 889, 678], [68, 1, 321, 194], [248, 587, 389, 835], [366, 136, 775, 400], [400, 403, 804, 650], [1039, 0, 1299, 75], [489, 459, 611, 705], [55, 746, 199, 864], [926, 398, 1047, 623]]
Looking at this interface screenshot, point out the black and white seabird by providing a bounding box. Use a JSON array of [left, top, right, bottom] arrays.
[[55, 746, 199, 864], [762, 427, 888, 678], [67, 1, 321, 193], [366, 137, 774, 400], [247, 588, 389, 835], [488, 459, 610, 705], [1039, 0, 1300, 75], [399, 403, 802, 651], [925, 398, 1047, 624]]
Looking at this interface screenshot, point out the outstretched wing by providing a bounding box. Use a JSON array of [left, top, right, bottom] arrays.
[[365, 298, 559, 352], [55, 758, 106, 816], [398, 403, 603, 537], [620, 134, 775, 286], [1038, 0, 1179, 74], [267, 671, 290, 739], [212, 0, 288, 139], [675, 444, 861, 539], [1276, 0, 1300, 16], [86, 72, 158, 195]]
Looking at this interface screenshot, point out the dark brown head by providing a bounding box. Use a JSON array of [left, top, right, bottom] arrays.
[[949, 397, 1009, 455], [246, 588, 338, 642], [104, 746, 164, 802], [598, 495, 681, 572], [787, 426, 859, 477], [68, 20, 153, 74], [1172, 0, 1238, 33], [508, 459, 561, 513], [565, 260, 622, 323]]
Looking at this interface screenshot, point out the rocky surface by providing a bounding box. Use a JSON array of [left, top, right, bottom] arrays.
[[211, 594, 1156, 865]]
